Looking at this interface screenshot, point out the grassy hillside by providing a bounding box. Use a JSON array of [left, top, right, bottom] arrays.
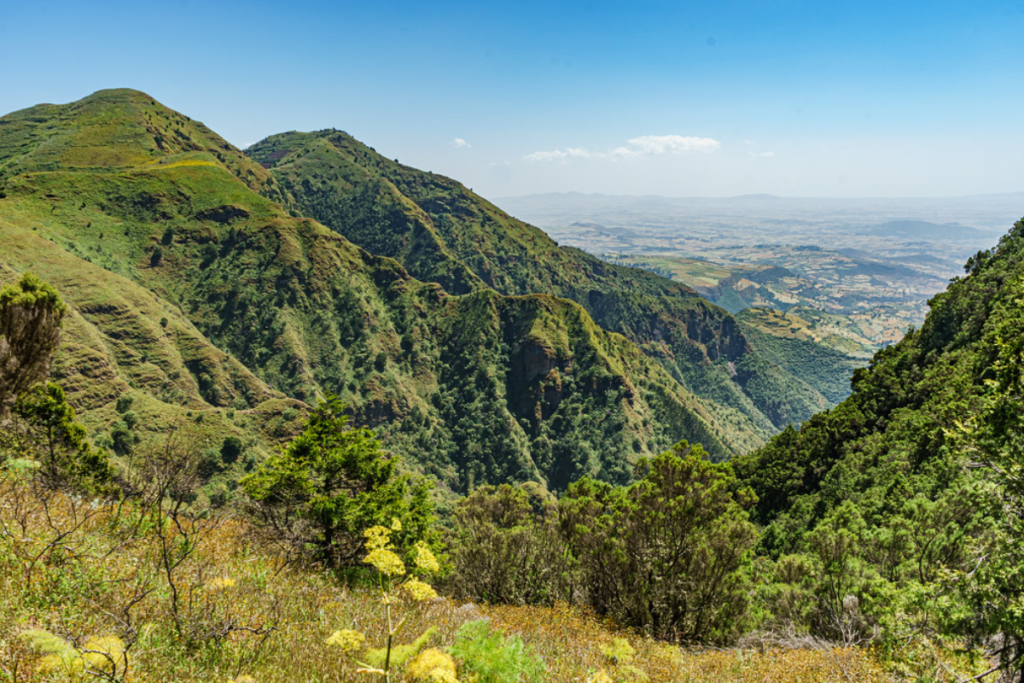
[[246, 130, 835, 439], [0, 481, 921, 682], [0, 89, 746, 493]]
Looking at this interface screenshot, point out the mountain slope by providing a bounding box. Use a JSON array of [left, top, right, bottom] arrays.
[[245, 130, 832, 440], [0, 89, 744, 492], [733, 218, 1024, 545]]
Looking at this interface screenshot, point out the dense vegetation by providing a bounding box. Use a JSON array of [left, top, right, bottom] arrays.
[[0, 272, 978, 680], [731, 220, 1024, 677], [5, 87, 1024, 681], [246, 130, 846, 446], [0, 89, 754, 497]]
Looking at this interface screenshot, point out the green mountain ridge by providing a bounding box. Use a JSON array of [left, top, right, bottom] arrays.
[[734, 216, 1024, 546], [0, 88, 752, 493], [245, 129, 837, 438]]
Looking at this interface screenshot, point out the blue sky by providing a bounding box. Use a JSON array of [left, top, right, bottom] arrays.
[[3, 0, 1023, 198]]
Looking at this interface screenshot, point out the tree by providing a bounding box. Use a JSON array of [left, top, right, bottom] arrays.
[[8, 382, 114, 493], [0, 273, 66, 414], [560, 441, 758, 643], [242, 397, 433, 567]]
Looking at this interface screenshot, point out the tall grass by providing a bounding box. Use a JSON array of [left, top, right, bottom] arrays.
[[0, 477, 974, 682]]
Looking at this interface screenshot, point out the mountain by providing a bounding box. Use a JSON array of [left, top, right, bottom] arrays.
[[245, 129, 834, 442], [0, 89, 754, 493]]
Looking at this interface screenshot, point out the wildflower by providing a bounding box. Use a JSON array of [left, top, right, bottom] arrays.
[[206, 576, 237, 590], [406, 648, 458, 683], [404, 578, 439, 602], [414, 541, 440, 574], [364, 525, 393, 551], [390, 517, 402, 531], [326, 628, 365, 653], [229, 676, 257, 683], [589, 671, 614, 683], [80, 635, 127, 674], [365, 547, 406, 576]]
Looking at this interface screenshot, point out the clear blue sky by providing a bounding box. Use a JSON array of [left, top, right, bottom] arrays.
[[3, 0, 1023, 198]]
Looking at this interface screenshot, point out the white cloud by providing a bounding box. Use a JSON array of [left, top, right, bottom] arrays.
[[453, 137, 472, 149], [627, 134, 720, 154], [748, 151, 775, 158], [743, 139, 756, 146], [524, 147, 594, 162], [525, 134, 719, 163]]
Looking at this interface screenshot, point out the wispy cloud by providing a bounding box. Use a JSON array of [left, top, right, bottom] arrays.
[[749, 151, 775, 158], [525, 134, 720, 163], [453, 137, 472, 149]]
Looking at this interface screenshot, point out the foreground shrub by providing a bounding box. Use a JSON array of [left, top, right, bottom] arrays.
[[560, 441, 758, 643], [449, 483, 567, 605], [450, 619, 545, 683], [242, 397, 434, 567]]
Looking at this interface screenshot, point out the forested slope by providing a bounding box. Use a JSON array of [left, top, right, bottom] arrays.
[[247, 130, 836, 442], [0, 89, 740, 492]]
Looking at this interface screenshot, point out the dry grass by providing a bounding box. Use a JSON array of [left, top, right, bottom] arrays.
[[0, 480, 979, 682]]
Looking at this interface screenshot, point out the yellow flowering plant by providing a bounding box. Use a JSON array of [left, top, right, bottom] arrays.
[[326, 520, 447, 682]]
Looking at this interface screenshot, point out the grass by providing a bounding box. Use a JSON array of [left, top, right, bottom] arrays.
[[0, 479, 974, 683]]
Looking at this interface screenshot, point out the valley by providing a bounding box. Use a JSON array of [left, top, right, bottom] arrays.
[[499, 193, 1012, 356]]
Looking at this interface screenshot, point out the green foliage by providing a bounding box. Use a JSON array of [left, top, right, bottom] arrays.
[[242, 397, 433, 566], [6, 382, 115, 493], [363, 626, 437, 670], [449, 483, 567, 605], [0, 272, 66, 412], [450, 619, 546, 683], [560, 442, 758, 643]]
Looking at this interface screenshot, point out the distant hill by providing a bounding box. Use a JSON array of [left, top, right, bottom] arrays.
[[863, 220, 990, 241]]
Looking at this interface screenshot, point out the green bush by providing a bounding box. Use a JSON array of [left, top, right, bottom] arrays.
[[450, 619, 545, 683], [449, 483, 567, 606], [241, 397, 434, 567]]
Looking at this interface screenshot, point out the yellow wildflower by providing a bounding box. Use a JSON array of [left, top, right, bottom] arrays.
[[390, 517, 403, 531], [404, 578, 439, 602], [326, 628, 365, 653], [364, 525, 392, 551], [365, 548, 406, 576], [589, 671, 614, 683], [406, 648, 458, 683], [80, 635, 126, 674], [414, 541, 441, 574], [229, 677, 257, 683]]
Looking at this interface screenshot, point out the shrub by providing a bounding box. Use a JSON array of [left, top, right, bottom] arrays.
[[560, 441, 758, 643], [5, 382, 114, 493], [450, 619, 545, 683], [0, 272, 66, 413], [242, 397, 434, 566], [449, 483, 568, 605]]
